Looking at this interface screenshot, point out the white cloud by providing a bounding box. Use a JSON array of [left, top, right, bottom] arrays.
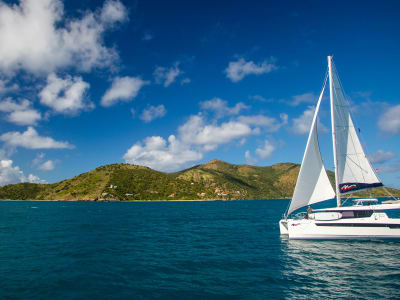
[[123, 113, 260, 171], [140, 105, 167, 123], [377, 159, 400, 174], [225, 57, 277, 82], [28, 173, 46, 183], [0, 0, 127, 75], [101, 76, 149, 107], [280, 113, 289, 125], [238, 113, 288, 132], [0, 78, 18, 94], [0, 98, 30, 112], [39, 73, 91, 115], [368, 150, 396, 164], [291, 107, 313, 134], [8, 110, 42, 126], [351, 99, 388, 115], [255, 140, 275, 159], [289, 92, 316, 106], [178, 115, 257, 151], [0, 159, 45, 186], [39, 160, 56, 171], [0, 127, 74, 149], [0, 98, 41, 125], [245, 150, 257, 165], [378, 104, 400, 134], [154, 62, 182, 87], [0, 150, 5, 161], [0, 79, 8, 94], [123, 135, 202, 172], [32, 153, 45, 166], [32, 153, 56, 171], [124, 92, 289, 171], [100, 0, 128, 24], [377, 159, 400, 175], [200, 98, 249, 118], [0, 159, 23, 186], [291, 106, 327, 135]]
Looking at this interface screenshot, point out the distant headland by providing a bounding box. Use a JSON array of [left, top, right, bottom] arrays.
[[0, 160, 398, 201]]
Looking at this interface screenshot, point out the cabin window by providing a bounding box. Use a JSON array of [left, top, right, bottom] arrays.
[[353, 210, 373, 218], [341, 211, 355, 218]]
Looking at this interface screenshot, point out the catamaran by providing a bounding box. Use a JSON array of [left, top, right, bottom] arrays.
[[280, 56, 400, 239]]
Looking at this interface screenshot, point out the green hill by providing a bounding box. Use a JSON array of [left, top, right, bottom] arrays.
[[173, 160, 300, 199], [0, 160, 398, 200]]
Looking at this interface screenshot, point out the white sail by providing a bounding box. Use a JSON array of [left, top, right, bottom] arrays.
[[330, 61, 382, 194], [287, 76, 335, 216]]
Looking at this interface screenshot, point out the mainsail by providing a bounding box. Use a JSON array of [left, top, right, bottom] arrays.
[[287, 75, 335, 216], [330, 61, 383, 194]]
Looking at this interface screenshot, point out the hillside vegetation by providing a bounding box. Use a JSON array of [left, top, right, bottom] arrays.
[[0, 160, 398, 200]]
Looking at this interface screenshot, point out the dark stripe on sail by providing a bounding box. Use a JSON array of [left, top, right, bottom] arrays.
[[339, 182, 383, 194]]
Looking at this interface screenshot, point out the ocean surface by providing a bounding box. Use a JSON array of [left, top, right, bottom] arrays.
[[1, 200, 400, 299]]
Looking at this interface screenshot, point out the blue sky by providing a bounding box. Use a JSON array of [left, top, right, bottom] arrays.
[[0, 0, 400, 188]]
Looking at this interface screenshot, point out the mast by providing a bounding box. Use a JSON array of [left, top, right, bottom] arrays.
[[328, 56, 341, 207]]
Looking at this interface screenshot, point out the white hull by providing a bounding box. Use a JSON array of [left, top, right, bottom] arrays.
[[280, 213, 400, 240]]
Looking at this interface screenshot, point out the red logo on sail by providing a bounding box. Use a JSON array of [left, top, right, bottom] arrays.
[[341, 184, 357, 192]]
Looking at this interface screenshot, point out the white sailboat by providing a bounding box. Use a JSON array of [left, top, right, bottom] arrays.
[[280, 56, 400, 239]]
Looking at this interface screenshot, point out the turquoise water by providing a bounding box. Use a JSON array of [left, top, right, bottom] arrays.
[[1, 200, 400, 299]]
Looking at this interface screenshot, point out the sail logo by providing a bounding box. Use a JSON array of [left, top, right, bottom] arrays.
[[341, 184, 357, 192], [339, 182, 383, 193]]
